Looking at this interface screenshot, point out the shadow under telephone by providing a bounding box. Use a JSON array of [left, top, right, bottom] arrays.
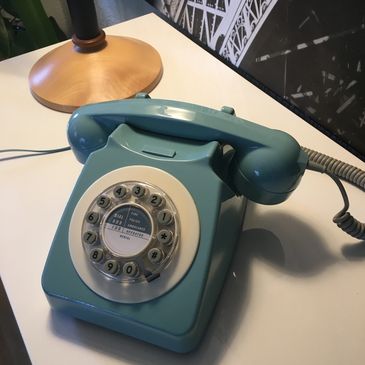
[[42, 94, 365, 353]]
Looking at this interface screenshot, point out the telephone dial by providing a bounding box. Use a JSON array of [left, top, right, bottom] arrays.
[[42, 94, 308, 352]]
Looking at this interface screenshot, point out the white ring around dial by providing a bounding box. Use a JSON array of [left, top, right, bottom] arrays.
[[69, 165, 200, 303]]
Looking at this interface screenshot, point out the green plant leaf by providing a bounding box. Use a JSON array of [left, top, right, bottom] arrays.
[[10, 0, 58, 49], [0, 12, 11, 59]]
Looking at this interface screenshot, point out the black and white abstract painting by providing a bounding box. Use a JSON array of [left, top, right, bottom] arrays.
[[148, 0, 365, 161]]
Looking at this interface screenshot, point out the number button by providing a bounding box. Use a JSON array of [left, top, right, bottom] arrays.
[[104, 260, 120, 275], [148, 248, 163, 264], [97, 195, 111, 209], [90, 248, 104, 262], [83, 231, 98, 245], [86, 212, 100, 225], [157, 229, 173, 245], [157, 210, 173, 225], [113, 185, 127, 199], [123, 262, 139, 277], [148, 193, 164, 208], [132, 184, 146, 198]]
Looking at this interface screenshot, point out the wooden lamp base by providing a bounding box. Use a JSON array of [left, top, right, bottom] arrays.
[[29, 32, 163, 113]]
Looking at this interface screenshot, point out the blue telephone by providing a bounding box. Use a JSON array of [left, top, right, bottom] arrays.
[[42, 94, 307, 353]]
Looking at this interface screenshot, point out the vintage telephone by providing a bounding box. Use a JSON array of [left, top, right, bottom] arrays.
[[42, 94, 364, 353]]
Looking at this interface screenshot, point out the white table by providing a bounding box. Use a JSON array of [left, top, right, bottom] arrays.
[[1, 13, 365, 365]]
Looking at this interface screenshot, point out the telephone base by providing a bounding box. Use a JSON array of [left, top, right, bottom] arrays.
[[42, 124, 247, 352], [43, 194, 245, 353]]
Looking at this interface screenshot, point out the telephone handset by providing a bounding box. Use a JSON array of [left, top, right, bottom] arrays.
[[67, 94, 307, 204], [42, 95, 307, 352]]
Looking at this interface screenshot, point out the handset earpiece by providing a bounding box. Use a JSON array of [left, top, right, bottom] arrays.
[[67, 109, 121, 163], [67, 97, 308, 204], [230, 134, 308, 204]]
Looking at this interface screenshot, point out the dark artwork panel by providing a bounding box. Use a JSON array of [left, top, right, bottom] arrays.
[[147, 0, 365, 161]]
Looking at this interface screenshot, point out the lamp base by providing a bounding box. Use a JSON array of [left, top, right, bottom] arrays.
[[29, 35, 163, 113]]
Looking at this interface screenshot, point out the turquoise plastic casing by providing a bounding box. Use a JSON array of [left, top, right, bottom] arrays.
[[42, 123, 246, 353], [43, 97, 307, 352]]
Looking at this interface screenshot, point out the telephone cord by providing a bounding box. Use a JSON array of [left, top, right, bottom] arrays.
[[0, 147, 70, 162], [303, 147, 365, 240], [302, 147, 365, 191]]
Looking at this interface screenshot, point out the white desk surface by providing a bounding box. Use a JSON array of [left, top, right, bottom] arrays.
[[1, 13, 365, 365]]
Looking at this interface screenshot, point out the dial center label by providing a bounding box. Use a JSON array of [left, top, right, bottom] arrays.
[[103, 204, 152, 257]]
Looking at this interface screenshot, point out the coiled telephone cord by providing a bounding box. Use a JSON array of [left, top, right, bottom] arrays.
[[303, 147, 365, 240]]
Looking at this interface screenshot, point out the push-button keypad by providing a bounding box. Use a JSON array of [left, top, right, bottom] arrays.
[[132, 184, 146, 198], [157, 210, 173, 225], [148, 248, 163, 264], [113, 185, 128, 199], [157, 229, 173, 245], [96, 195, 111, 209], [148, 194, 164, 208], [86, 211, 100, 225], [104, 260, 119, 275], [83, 231, 98, 245], [81, 181, 179, 284], [90, 248, 104, 262], [123, 261, 139, 277]]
